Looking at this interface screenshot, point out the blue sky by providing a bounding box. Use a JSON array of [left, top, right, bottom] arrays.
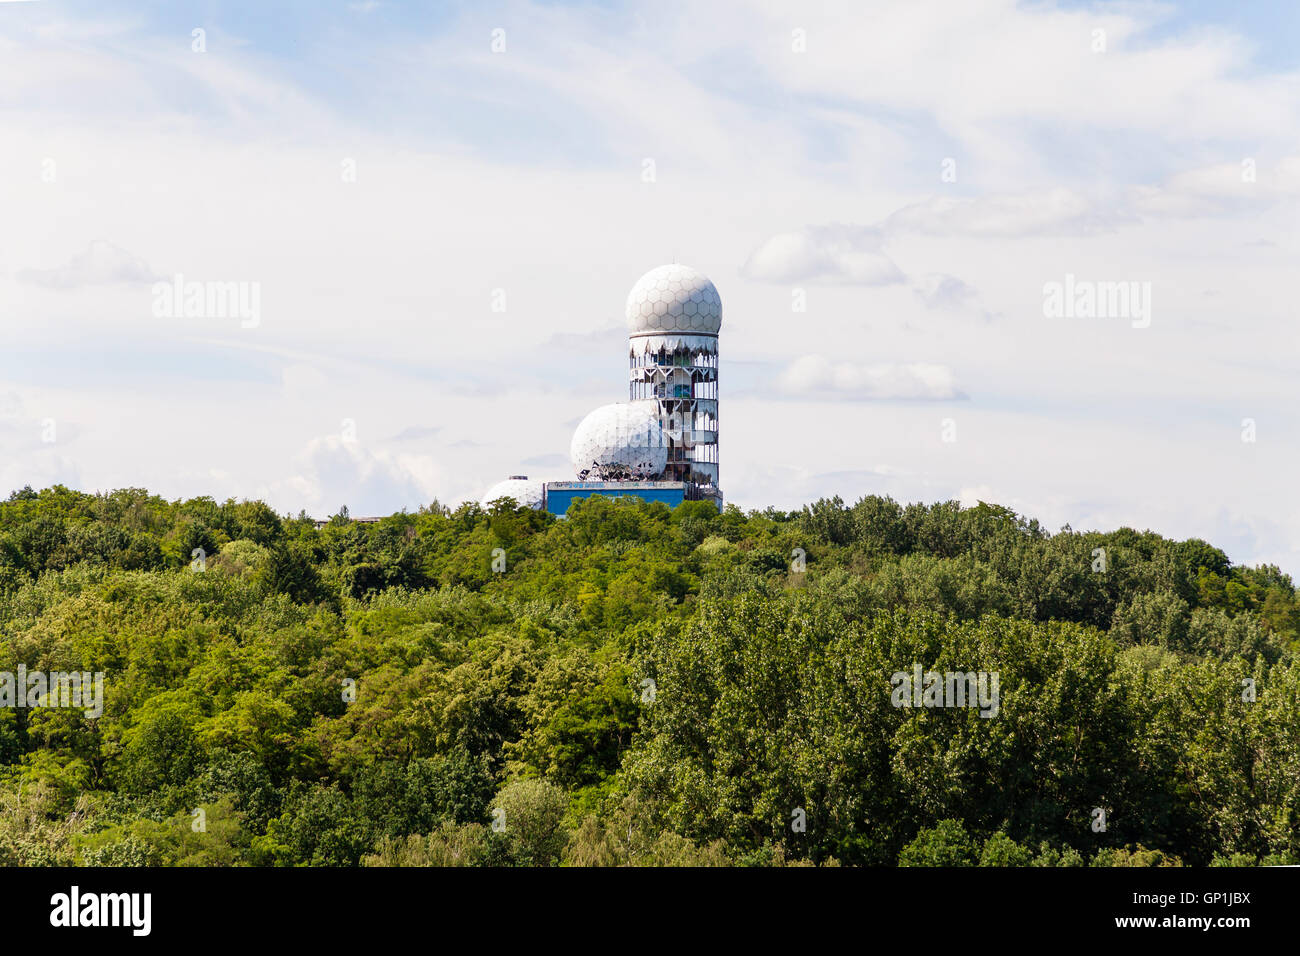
[[1, 0, 1299, 573], [1054, 0, 1300, 70]]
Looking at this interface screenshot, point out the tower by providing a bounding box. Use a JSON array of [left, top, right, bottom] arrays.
[[625, 264, 722, 505]]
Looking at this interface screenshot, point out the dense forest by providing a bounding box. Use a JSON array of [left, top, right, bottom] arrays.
[[0, 484, 1296, 867]]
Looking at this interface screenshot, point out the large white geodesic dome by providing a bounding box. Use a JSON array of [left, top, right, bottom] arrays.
[[480, 476, 546, 510], [570, 401, 668, 480], [625, 264, 722, 335]]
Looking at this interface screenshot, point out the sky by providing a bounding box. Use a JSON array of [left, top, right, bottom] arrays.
[[1, 0, 1298, 573]]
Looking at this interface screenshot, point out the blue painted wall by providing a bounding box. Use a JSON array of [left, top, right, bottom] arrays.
[[544, 482, 686, 515]]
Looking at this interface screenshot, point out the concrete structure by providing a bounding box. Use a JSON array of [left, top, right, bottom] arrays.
[[480, 263, 723, 516]]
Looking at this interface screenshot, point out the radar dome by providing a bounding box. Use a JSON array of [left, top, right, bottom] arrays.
[[570, 401, 668, 480], [480, 475, 546, 510], [625, 264, 721, 335]]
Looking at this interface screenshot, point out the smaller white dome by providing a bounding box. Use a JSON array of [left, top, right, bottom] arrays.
[[480, 476, 546, 510], [571, 401, 668, 480]]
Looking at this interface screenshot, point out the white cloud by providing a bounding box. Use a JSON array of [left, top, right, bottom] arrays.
[[885, 189, 1118, 238], [741, 225, 904, 285], [271, 436, 444, 518], [778, 356, 963, 401], [911, 273, 998, 320], [737, 0, 1300, 186], [1130, 155, 1300, 218], [17, 240, 159, 289], [0, 389, 82, 492]]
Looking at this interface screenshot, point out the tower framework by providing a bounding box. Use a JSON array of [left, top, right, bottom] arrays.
[[625, 264, 722, 506]]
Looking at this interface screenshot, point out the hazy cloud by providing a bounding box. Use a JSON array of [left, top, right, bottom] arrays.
[[911, 273, 999, 321], [520, 452, 568, 467], [387, 425, 442, 443], [778, 356, 964, 401], [18, 240, 159, 289], [741, 225, 905, 285], [885, 189, 1118, 238], [275, 436, 443, 517]]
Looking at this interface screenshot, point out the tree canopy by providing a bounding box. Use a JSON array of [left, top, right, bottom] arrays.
[[0, 485, 1296, 867]]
